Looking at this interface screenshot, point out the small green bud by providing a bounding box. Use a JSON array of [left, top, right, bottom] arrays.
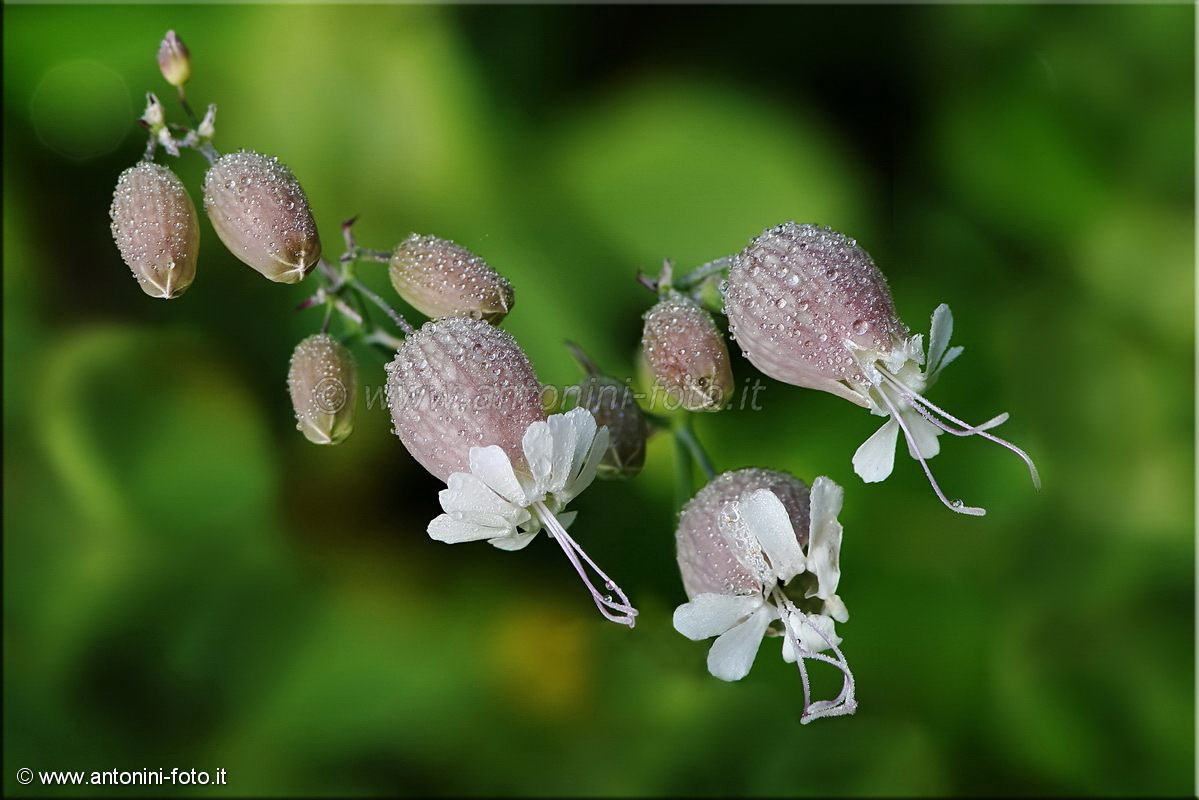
[[389, 234, 514, 323], [287, 333, 357, 445], [109, 161, 199, 299], [140, 92, 165, 130], [203, 150, 321, 283], [157, 31, 191, 89]]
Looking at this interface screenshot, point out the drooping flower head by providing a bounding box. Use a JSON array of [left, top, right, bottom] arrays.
[[386, 316, 637, 626], [673, 468, 856, 723], [388, 234, 515, 323], [109, 161, 199, 299], [202, 150, 321, 284], [724, 222, 1039, 515], [642, 292, 735, 412]]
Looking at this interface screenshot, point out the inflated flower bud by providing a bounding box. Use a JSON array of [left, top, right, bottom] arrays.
[[385, 316, 545, 481], [109, 161, 199, 299], [642, 292, 734, 412], [724, 221, 1039, 516], [572, 376, 647, 479], [673, 470, 855, 720], [287, 333, 357, 445], [676, 468, 811, 599], [388, 234, 514, 323], [202, 150, 321, 284], [157, 30, 190, 88], [725, 222, 908, 400], [562, 343, 648, 479]]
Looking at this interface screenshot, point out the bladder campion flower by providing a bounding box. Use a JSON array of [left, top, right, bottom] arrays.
[[386, 316, 638, 626], [561, 342, 648, 480], [202, 150, 321, 284], [642, 292, 734, 411], [388, 234, 515, 323], [724, 221, 1039, 515], [109, 161, 199, 299], [287, 333, 357, 445], [157, 30, 191, 89], [674, 468, 855, 723]]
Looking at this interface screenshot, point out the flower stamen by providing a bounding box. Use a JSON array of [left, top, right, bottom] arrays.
[[771, 587, 857, 724], [535, 500, 638, 627], [873, 365, 1041, 490], [872, 382, 987, 516]]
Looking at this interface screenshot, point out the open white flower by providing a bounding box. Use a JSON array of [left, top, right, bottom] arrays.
[[673, 477, 856, 723], [427, 406, 637, 627], [849, 304, 1040, 516]]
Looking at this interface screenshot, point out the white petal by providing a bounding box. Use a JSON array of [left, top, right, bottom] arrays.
[[488, 531, 539, 551], [739, 489, 806, 582], [852, 418, 899, 483], [806, 476, 844, 599], [706, 604, 773, 681], [563, 407, 597, 477], [469, 445, 528, 506], [823, 595, 849, 623], [928, 346, 963, 385], [717, 499, 771, 585], [542, 413, 578, 495], [781, 612, 842, 660], [563, 425, 608, 501], [428, 514, 506, 544], [554, 510, 577, 529], [440, 473, 523, 524], [521, 420, 554, 495], [673, 593, 763, 641], [926, 303, 953, 374], [901, 409, 943, 460]]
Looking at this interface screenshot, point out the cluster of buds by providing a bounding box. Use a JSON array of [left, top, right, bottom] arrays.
[[632, 222, 1040, 721], [105, 30, 1042, 729]]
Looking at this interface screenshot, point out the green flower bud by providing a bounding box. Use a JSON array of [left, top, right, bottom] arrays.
[[288, 333, 357, 445], [389, 234, 514, 323], [109, 161, 199, 299], [203, 150, 321, 284]]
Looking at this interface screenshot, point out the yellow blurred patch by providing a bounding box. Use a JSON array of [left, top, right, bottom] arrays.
[[487, 602, 592, 719]]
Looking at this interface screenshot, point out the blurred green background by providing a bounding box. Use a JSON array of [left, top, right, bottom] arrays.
[[3, 4, 1194, 797]]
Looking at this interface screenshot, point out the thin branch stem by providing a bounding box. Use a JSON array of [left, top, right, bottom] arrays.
[[674, 414, 717, 481], [673, 255, 731, 291], [349, 277, 414, 334]]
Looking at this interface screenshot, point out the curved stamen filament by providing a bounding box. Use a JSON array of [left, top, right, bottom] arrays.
[[874, 386, 987, 516], [771, 589, 857, 724], [874, 366, 1041, 490], [534, 501, 638, 628]]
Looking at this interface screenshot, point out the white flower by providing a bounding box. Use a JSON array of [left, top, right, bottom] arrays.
[[427, 407, 638, 627], [672, 477, 856, 723], [848, 304, 1040, 516]]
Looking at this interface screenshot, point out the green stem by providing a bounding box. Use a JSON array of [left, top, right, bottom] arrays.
[[673, 420, 694, 511], [674, 415, 717, 481], [673, 255, 731, 291]]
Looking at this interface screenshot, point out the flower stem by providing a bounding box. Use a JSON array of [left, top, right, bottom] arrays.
[[674, 414, 717, 481], [673, 255, 731, 291], [673, 421, 693, 511]]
